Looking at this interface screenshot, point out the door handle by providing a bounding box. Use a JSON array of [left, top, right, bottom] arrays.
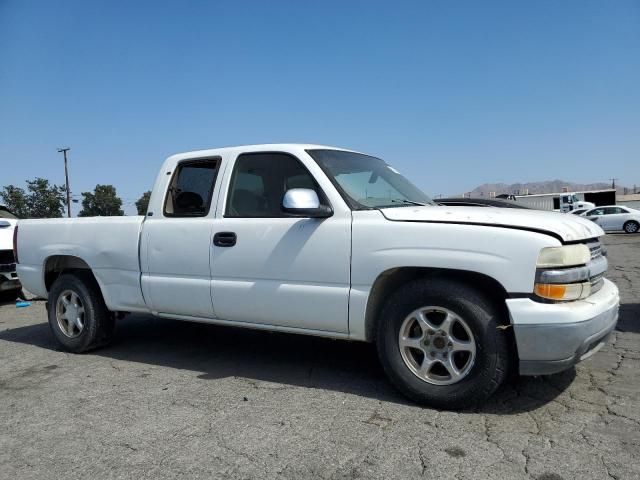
[[213, 231, 237, 247]]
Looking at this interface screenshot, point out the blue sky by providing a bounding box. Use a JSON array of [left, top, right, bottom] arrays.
[[1, 0, 639, 213]]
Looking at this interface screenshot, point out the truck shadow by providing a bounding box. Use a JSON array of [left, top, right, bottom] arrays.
[[0, 314, 580, 414], [617, 304, 640, 333]]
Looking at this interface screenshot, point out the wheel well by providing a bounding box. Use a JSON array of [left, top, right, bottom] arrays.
[[44, 255, 97, 292], [364, 267, 511, 342]]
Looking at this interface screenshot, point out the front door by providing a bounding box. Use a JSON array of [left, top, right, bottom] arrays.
[[141, 158, 221, 318], [585, 207, 606, 229], [210, 152, 351, 333]]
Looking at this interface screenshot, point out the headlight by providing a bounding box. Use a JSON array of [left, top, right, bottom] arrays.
[[534, 244, 592, 302], [536, 244, 590, 268]]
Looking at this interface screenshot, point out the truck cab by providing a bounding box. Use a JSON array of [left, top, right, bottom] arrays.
[[560, 193, 595, 213]]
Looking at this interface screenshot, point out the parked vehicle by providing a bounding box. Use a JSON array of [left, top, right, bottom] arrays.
[[0, 205, 21, 300], [15, 145, 619, 408], [583, 205, 640, 233], [508, 192, 595, 213], [437, 197, 531, 209]]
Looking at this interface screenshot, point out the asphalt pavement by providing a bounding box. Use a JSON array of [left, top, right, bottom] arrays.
[[1, 234, 639, 480]]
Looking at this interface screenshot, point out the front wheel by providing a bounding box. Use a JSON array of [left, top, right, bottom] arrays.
[[376, 279, 510, 409], [48, 272, 115, 353], [624, 221, 639, 234]]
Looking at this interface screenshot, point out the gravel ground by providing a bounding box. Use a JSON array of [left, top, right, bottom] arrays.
[[1, 234, 639, 480]]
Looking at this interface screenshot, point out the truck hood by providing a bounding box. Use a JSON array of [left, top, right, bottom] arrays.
[[0, 218, 17, 251], [380, 206, 603, 243]]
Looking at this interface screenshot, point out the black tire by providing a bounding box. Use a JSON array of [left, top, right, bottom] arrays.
[[623, 221, 639, 234], [48, 272, 115, 353], [376, 278, 510, 409]]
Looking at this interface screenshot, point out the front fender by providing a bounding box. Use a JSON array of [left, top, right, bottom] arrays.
[[347, 211, 559, 340]]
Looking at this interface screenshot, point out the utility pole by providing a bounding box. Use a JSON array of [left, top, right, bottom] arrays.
[[609, 178, 618, 190], [57, 147, 72, 217]]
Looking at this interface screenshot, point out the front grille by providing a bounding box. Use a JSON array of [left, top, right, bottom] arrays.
[[0, 249, 15, 265], [590, 273, 604, 294], [584, 240, 606, 295], [586, 239, 606, 260]]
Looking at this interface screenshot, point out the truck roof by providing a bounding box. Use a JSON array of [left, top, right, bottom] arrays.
[[166, 144, 363, 163]]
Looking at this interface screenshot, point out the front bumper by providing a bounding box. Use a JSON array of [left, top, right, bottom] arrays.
[[506, 278, 619, 375]]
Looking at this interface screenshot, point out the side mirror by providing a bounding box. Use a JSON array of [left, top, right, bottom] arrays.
[[282, 189, 333, 218]]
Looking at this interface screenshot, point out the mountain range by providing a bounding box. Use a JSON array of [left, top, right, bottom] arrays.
[[463, 180, 631, 198]]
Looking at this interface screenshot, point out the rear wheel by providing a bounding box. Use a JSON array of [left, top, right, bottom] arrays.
[[376, 279, 510, 409], [623, 221, 639, 234], [48, 272, 115, 352]]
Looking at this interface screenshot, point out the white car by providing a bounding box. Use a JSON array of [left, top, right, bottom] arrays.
[[14, 144, 619, 408], [583, 205, 640, 234], [0, 205, 21, 300]]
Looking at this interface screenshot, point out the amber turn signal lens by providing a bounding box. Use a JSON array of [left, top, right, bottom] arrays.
[[534, 282, 590, 301], [534, 283, 567, 300]]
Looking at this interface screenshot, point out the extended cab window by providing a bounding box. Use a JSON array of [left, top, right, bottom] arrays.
[[226, 152, 327, 217], [164, 158, 220, 217]]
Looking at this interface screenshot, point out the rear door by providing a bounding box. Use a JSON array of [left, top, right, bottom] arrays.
[[140, 157, 222, 318], [603, 207, 627, 231]]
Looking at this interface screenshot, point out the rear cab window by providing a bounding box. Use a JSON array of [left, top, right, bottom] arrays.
[[164, 158, 220, 217]]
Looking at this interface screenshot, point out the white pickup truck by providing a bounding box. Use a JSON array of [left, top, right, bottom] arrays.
[[15, 144, 619, 408]]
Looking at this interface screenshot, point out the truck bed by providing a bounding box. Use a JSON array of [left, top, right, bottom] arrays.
[[17, 216, 147, 312]]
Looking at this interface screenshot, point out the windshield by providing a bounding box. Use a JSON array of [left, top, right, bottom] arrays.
[[307, 149, 434, 209]]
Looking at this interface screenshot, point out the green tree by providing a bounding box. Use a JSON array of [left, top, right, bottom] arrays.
[[135, 190, 152, 215], [0, 185, 29, 218], [78, 184, 124, 217], [25, 178, 66, 218], [1, 178, 66, 218]]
